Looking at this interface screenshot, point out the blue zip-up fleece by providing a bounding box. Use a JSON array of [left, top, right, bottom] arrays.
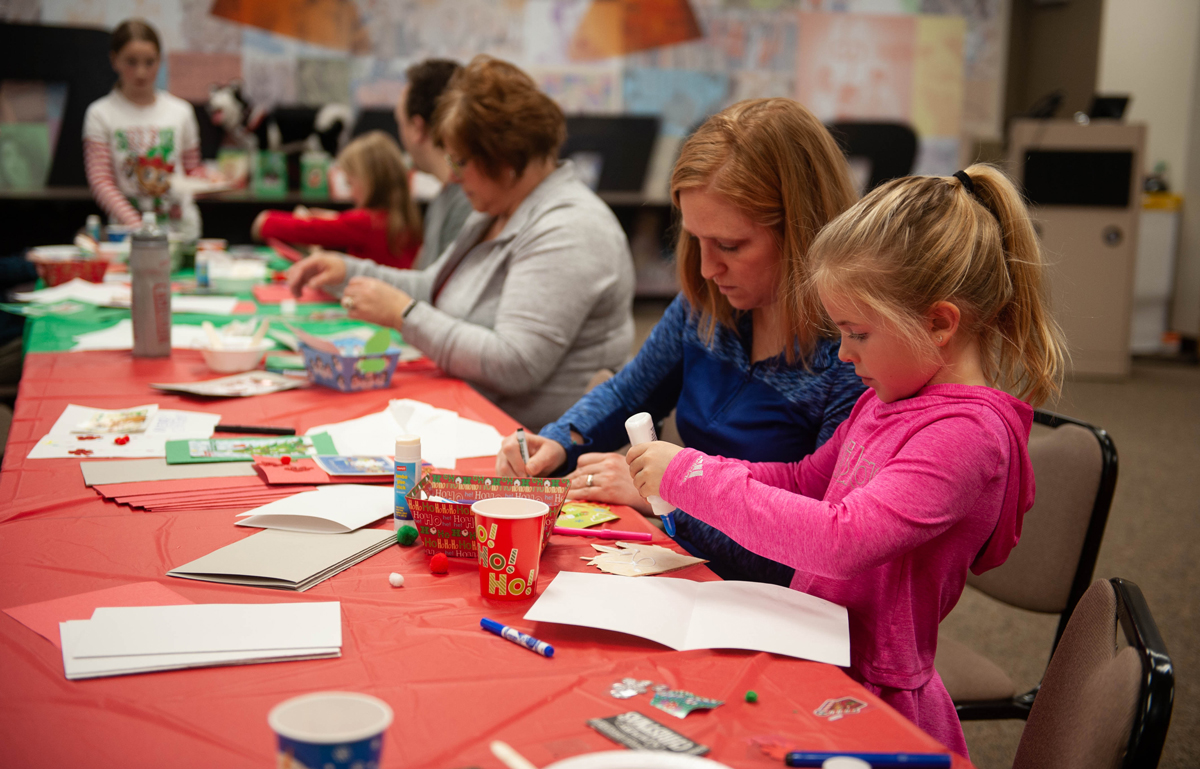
[[540, 294, 865, 584]]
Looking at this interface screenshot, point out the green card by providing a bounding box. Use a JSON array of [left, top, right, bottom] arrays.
[[165, 432, 337, 464], [556, 501, 621, 529]]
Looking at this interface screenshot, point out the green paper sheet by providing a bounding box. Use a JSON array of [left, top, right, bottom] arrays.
[[165, 433, 336, 465]]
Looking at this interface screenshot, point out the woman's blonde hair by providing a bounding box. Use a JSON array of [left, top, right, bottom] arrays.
[[808, 163, 1066, 406], [671, 98, 857, 362], [336, 131, 421, 255]]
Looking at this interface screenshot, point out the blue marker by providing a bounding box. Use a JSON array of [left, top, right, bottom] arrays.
[[480, 618, 554, 658], [785, 752, 951, 768]]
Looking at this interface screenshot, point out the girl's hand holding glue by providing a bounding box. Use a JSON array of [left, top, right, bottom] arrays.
[[624, 413, 681, 535], [626, 441, 684, 499]]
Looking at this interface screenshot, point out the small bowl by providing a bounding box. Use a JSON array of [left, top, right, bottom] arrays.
[[27, 247, 110, 286], [200, 339, 274, 373]]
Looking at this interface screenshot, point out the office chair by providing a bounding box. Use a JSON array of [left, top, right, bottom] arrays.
[[935, 409, 1118, 720], [1012, 577, 1173, 769]]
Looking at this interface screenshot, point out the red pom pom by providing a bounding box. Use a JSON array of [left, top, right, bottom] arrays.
[[430, 552, 449, 574], [281, 456, 291, 465]]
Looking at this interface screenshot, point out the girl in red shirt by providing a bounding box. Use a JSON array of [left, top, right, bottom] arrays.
[[253, 131, 422, 269]]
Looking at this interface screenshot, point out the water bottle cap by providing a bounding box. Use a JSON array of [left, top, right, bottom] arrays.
[[141, 211, 156, 227]]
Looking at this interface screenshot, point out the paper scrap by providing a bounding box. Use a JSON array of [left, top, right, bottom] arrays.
[[581, 541, 705, 577]]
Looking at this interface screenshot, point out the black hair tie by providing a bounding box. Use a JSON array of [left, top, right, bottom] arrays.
[[953, 170, 975, 195]]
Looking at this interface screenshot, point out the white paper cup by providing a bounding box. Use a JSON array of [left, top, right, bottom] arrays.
[[269, 691, 393, 768]]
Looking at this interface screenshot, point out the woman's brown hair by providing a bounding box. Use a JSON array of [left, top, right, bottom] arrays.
[[808, 164, 1067, 406], [110, 18, 160, 55], [337, 131, 421, 256], [432, 55, 565, 180], [670, 98, 858, 363]]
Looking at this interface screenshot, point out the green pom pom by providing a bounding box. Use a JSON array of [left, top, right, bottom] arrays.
[[744, 690, 758, 703], [396, 525, 419, 546]]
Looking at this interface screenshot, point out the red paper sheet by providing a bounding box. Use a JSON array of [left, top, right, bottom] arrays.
[[93, 476, 271, 499], [3, 581, 193, 648], [252, 283, 333, 304]]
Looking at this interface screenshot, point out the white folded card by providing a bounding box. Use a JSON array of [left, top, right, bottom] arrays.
[[236, 485, 393, 533], [524, 571, 850, 666], [72, 601, 342, 658], [59, 620, 339, 680]]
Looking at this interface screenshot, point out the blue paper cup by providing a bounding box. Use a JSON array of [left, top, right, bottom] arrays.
[[269, 691, 393, 769]]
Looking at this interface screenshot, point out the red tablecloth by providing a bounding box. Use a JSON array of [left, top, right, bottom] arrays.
[[0, 351, 974, 768]]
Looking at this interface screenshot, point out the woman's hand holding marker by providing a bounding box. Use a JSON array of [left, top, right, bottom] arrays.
[[626, 441, 685, 499], [495, 431, 566, 478]]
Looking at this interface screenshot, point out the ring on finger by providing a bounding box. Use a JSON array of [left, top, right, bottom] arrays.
[[586, 473, 594, 487], [342, 296, 356, 310]]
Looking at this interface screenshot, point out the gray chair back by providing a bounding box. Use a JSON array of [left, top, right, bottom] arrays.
[[1014, 578, 1173, 769], [967, 422, 1101, 612]]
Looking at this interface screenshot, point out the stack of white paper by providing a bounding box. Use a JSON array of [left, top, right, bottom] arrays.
[[28, 404, 222, 459], [12, 280, 239, 316], [237, 485, 393, 533], [524, 571, 851, 666], [169, 528, 396, 591], [13, 278, 128, 306], [71, 319, 215, 351], [306, 398, 503, 468], [59, 601, 342, 680]]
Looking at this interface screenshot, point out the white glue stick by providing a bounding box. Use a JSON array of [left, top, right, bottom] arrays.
[[625, 413, 678, 536]]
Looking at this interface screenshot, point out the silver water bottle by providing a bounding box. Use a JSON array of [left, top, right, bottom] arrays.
[[130, 211, 172, 357]]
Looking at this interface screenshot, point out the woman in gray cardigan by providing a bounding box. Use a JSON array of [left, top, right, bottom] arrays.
[[286, 56, 634, 430]]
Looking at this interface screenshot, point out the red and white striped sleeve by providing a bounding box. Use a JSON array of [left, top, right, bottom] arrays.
[[182, 146, 203, 176], [84, 138, 141, 226]]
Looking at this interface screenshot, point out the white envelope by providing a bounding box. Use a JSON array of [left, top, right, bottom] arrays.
[[72, 601, 342, 658], [59, 620, 339, 680], [235, 485, 393, 534]]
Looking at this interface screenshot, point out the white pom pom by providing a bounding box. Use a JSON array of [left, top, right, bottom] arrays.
[[388, 572, 405, 587]]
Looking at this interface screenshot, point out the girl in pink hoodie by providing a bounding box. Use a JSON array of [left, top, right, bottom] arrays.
[[627, 165, 1067, 757]]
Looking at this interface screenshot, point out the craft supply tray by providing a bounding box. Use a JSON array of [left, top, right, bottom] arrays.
[[406, 474, 570, 558]]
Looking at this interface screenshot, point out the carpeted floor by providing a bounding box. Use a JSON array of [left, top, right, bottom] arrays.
[[632, 300, 1198, 768]]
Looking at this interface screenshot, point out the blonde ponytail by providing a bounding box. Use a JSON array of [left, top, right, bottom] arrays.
[[961, 164, 1066, 406], [809, 163, 1066, 406]]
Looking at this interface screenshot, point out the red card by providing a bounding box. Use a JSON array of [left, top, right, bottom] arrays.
[[4, 582, 193, 648]]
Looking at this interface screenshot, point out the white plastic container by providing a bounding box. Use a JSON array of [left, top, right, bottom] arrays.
[[393, 435, 422, 528]]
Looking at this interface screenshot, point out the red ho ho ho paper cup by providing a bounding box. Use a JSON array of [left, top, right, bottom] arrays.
[[472, 497, 549, 601]]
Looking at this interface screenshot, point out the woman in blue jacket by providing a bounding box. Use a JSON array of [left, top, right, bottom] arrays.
[[497, 99, 864, 584]]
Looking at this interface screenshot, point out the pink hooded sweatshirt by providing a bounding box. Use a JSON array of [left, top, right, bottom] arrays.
[[658, 383, 1035, 756]]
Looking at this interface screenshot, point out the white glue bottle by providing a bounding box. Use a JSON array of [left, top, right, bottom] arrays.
[[394, 435, 422, 529], [130, 211, 171, 358], [624, 413, 677, 536]]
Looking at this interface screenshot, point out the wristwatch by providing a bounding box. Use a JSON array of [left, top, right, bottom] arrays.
[[401, 299, 419, 320]]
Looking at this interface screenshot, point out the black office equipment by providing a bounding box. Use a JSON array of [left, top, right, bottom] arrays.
[[1022, 150, 1134, 207], [558, 116, 660, 193], [1089, 95, 1130, 120]]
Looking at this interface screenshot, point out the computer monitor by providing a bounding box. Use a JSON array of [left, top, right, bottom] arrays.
[[558, 116, 660, 193]]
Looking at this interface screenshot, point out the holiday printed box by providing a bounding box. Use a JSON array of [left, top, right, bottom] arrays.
[[406, 474, 570, 558]]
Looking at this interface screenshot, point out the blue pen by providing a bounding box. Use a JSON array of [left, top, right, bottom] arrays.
[[785, 752, 951, 768], [480, 618, 555, 658]]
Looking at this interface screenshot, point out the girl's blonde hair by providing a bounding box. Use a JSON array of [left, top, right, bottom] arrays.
[[670, 98, 858, 362], [808, 163, 1066, 406], [336, 131, 421, 256]]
